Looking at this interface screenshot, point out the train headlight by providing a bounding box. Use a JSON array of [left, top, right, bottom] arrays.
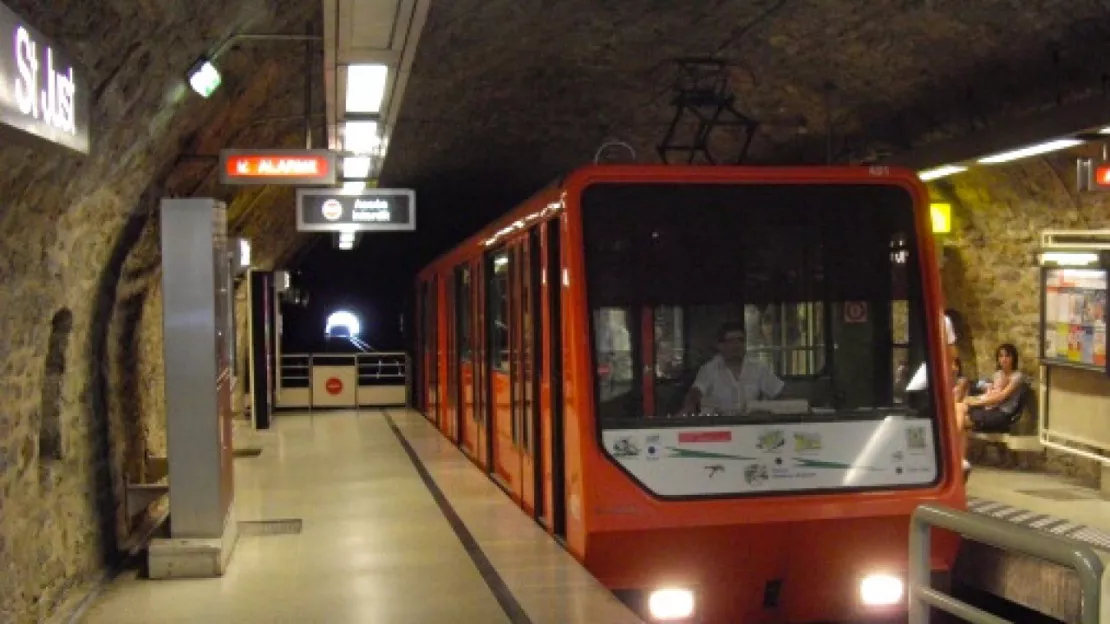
[[860, 573, 904, 606], [648, 587, 695, 621]]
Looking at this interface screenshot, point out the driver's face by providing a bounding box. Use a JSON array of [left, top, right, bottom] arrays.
[[718, 331, 747, 361]]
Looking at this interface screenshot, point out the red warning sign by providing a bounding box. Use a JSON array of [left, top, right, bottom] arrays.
[[844, 301, 868, 324], [325, 377, 343, 395]]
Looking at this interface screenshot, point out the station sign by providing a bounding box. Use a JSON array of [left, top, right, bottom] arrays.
[[296, 188, 416, 232], [0, 0, 90, 154], [219, 149, 337, 186]]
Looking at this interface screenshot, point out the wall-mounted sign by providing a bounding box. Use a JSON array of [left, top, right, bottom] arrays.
[[1077, 158, 1110, 193], [0, 1, 90, 154], [219, 149, 337, 186], [296, 188, 416, 232], [929, 202, 951, 234]]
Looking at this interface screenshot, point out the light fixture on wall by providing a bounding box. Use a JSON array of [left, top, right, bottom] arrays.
[[185, 32, 322, 99], [187, 57, 222, 97]]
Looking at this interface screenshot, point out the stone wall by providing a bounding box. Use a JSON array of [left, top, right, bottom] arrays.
[[0, 1, 318, 622], [932, 154, 1110, 485]]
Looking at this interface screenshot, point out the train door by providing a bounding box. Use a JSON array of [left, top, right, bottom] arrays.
[[444, 275, 458, 440], [514, 235, 540, 513], [455, 265, 475, 451], [428, 276, 440, 425], [539, 222, 566, 537], [475, 259, 492, 472], [488, 246, 519, 493]]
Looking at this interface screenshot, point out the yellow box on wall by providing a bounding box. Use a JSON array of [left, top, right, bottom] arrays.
[[930, 202, 951, 234]]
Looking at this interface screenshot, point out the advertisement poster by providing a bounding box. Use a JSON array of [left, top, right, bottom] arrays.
[[1044, 268, 1107, 366], [601, 416, 938, 497]]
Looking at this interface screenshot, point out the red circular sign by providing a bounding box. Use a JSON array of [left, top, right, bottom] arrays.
[[844, 301, 868, 323], [325, 377, 343, 395], [321, 199, 343, 221]]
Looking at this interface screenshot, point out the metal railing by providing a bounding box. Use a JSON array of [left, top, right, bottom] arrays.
[[909, 503, 1104, 624], [277, 351, 410, 409]]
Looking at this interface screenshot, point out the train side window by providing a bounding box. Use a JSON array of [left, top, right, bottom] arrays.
[[489, 250, 511, 372], [594, 307, 639, 420]]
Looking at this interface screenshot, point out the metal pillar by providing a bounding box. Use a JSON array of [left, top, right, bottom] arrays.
[[149, 198, 238, 578]]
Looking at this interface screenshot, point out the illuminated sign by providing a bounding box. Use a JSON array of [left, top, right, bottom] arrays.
[[0, 1, 89, 153], [296, 188, 416, 232], [1094, 164, 1110, 188], [1077, 158, 1110, 193], [218, 149, 337, 186], [929, 202, 951, 234]]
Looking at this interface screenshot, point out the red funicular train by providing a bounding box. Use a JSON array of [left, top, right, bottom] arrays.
[[415, 164, 964, 623]]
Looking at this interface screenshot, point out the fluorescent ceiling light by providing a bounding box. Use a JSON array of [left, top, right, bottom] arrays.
[[918, 165, 967, 181], [338, 239, 354, 250], [343, 156, 371, 179], [1100, 127, 1110, 134], [344, 120, 380, 154], [1040, 251, 1099, 266], [977, 138, 1083, 164], [346, 64, 389, 114], [187, 58, 221, 98], [343, 180, 367, 193], [339, 231, 355, 243]]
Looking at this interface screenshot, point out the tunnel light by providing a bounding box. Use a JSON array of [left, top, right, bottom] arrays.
[[338, 239, 354, 251], [1100, 127, 1110, 135], [343, 180, 367, 193], [918, 165, 967, 181], [344, 120, 381, 154], [343, 156, 372, 179], [346, 64, 389, 114], [977, 138, 1083, 164], [325, 310, 360, 336], [339, 231, 355, 243], [187, 57, 221, 98]]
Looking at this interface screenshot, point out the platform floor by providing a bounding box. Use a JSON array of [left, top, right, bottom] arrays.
[[966, 466, 1110, 551], [78, 409, 641, 624]]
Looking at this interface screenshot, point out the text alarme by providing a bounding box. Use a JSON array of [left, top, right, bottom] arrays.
[[13, 26, 77, 135]]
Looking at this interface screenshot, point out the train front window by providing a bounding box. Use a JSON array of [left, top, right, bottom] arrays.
[[582, 182, 941, 497]]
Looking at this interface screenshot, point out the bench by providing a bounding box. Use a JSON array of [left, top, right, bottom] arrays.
[[968, 381, 1042, 469]]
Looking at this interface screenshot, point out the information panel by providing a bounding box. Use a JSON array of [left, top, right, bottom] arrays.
[[0, 0, 90, 153], [1043, 267, 1108, 369], [296, 188, 416, 232]]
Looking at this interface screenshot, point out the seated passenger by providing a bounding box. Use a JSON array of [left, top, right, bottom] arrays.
[[955, 343, 1025, 455], [681, 321, 785, 416], [952, 356, 969, 403]]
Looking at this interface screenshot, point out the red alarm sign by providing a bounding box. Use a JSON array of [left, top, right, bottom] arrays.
[[219, 149, 337, 185], [325, 377, 343, 395]]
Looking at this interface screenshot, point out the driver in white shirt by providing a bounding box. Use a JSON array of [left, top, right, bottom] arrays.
[[682, 321, 785, 416]]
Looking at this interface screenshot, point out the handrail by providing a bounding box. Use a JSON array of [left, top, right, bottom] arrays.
[[909, 503, 1104, 624]]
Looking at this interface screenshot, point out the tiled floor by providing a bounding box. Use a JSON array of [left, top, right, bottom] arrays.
[[79, 409, 641, 624]]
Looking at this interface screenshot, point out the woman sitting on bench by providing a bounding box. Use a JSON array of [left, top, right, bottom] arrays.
[[955, 343, 1025, 457]]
